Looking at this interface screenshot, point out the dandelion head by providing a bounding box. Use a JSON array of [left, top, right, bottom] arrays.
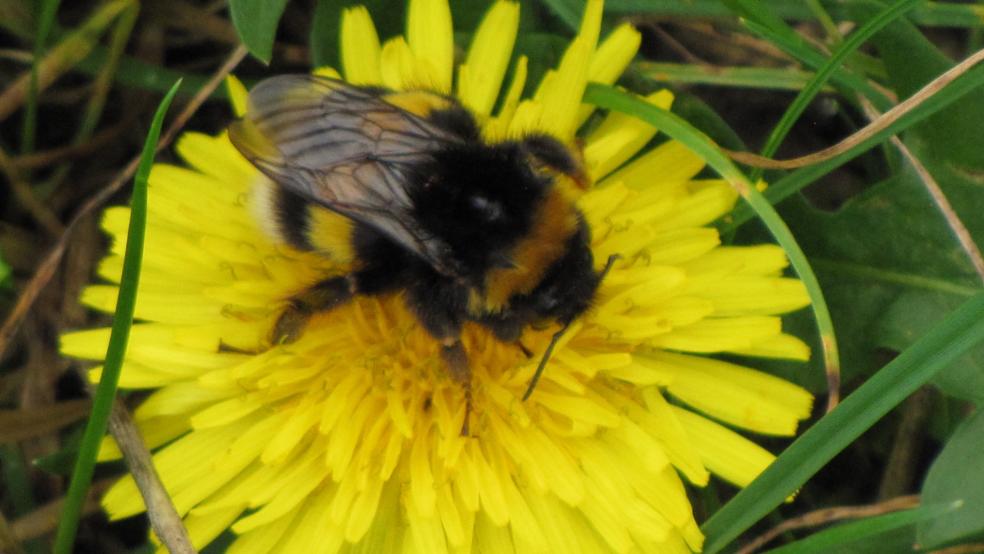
[[63, 0, 814, 552]]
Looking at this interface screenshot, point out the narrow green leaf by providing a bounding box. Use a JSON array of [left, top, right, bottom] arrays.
[[229, 0, 289, 64], [22, 0, 62, 154], [52, 79, 181, 554], [701, 292, 984, 554], [633, 61, 823, 91], [752, 0, 921, 181], [763, 503, 957, 554], [739, 17, 891, 110], [919, 409, 984, 548], [584, 82, 840, 424]]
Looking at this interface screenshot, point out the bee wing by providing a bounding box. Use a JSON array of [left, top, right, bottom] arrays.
[[229, 75, 465, 277]]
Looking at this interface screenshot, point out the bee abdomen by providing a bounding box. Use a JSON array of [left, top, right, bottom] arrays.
[[253, 179, 314, 251]]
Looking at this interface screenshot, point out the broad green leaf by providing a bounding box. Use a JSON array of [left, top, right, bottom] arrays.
[[777, 160, 984, 395], [919, 409, 984, 548], [229, 0, 290, 64], [763, 503, 955, 554]]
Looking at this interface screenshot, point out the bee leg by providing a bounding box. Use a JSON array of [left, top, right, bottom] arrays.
[[439, 338, 472, 436], [273, 275, 356, 344], [515, 341, 533, 358]]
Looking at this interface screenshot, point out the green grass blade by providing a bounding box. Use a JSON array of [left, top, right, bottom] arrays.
[[762, 503, 957, 554], [701, 292, 984, 553], [721, 58, 984, 233], [584, 82, 841, 419], [52, 79, 181, 554], [738, 16, 892, 111], [751, 0, 921, 181], [22, 0, 62, 154], [632, 62, 822, 91]]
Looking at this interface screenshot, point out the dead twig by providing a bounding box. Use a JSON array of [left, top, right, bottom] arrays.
[[724, 47, 984, 169], [736, 495, 920, 554], [108, 400, 194, 553], [0, 44, 247, 366], [0, 399, 91, 443], [0, 146, 65, 238]]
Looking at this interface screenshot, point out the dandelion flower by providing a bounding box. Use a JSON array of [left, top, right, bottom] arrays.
[[63, 0, 814, 551]]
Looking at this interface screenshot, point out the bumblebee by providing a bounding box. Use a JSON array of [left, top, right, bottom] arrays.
[[229, 75, 612, 433]]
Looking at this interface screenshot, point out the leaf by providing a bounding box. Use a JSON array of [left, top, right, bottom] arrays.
[[228, 0, 290, 64], [919, 409, 984, 548]]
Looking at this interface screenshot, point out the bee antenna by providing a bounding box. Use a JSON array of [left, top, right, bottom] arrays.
[[522, 320, 570, 401], [522, 254, 621, 401]]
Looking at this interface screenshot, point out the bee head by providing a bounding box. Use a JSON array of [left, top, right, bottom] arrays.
[[528, 222, 600, 324]]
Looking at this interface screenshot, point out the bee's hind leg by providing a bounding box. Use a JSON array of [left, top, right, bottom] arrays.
[[440, 338, 473, 436], [273, 274, 356, 344]]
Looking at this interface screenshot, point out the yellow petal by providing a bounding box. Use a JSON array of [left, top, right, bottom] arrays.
[[457, 1, 520, 116], [576, 22, 642, 125], [650, 351, 813, 435], [341, 6, 382, 85], [584, 90, 674, 180], [672, 407, 777, 488], [406, 0, 453, 93], [379, 37, 418, 91], [730, 333, 812, 361], [483, 55, 527, 141], [225, 75, 248, 117]]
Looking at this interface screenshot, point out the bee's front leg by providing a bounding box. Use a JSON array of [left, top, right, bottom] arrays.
[[274, 274, 356, 344], [439, 338, 472, 436]]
